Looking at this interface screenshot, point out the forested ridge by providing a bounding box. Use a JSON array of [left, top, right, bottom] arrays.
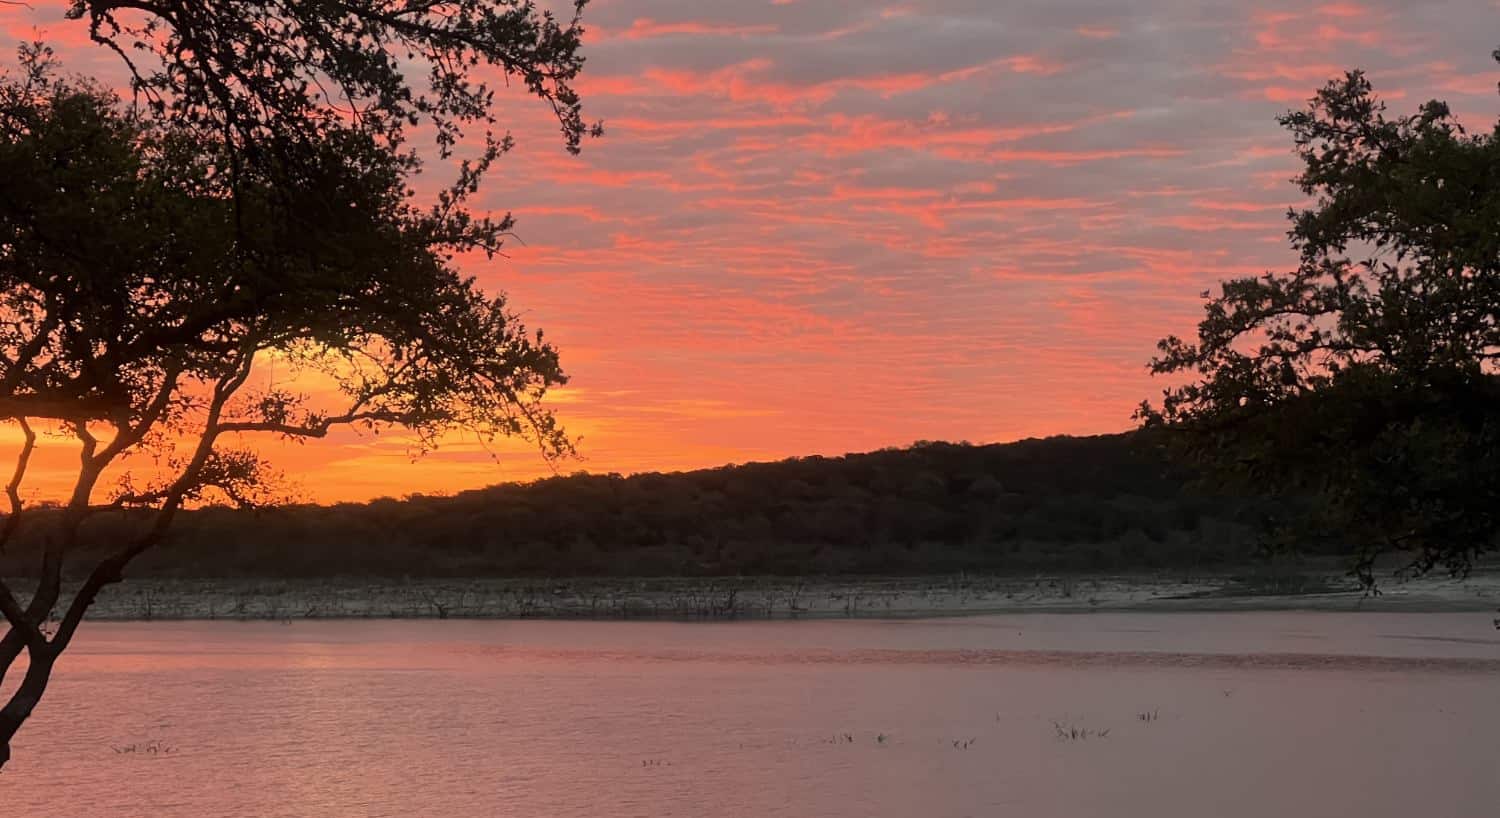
[[3, 434, 1292, 579]]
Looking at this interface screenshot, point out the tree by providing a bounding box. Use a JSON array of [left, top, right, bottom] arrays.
[[1141, 53, 1500, 584], [67, 0, 600, 155], [57, 0, 603, 281], [0, 50, 571, 769]]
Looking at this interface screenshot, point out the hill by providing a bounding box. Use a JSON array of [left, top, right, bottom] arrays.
[[4, 433, 1281, 579]]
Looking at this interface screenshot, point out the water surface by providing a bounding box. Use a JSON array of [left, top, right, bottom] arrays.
[[6, 612, 1499, 817]]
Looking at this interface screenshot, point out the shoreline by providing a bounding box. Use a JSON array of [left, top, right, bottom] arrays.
[[23, 571, 1499, 623]]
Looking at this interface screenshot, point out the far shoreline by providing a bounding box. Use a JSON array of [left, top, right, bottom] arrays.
[[27, 570, 1498, 623]]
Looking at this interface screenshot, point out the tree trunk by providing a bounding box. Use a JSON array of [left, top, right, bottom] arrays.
[[0, 645, 57, 772]]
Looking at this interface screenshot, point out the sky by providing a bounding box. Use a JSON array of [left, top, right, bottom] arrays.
[[3, 1, 1499, 503]]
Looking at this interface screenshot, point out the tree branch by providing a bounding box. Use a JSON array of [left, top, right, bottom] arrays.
[[0, 576, 47, 696], [49, 350, 255, 654], [0, 418, 36, 553], [215, 407, 412, 439]]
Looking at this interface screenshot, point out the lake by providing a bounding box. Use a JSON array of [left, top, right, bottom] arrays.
[[5, 612, 1499, 817]]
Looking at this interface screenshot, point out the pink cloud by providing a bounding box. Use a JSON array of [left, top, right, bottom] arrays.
[[3, 0, 1497, 501]]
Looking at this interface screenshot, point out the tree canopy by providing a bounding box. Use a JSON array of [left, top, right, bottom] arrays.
[[1141, 55, 1500, 583], [68, 0, 600, 156], [0, 435, 1271, 581], [0, 46, 570, 769]]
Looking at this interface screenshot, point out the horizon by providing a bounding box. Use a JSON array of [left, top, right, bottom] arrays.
[[1, 2, 1497, 809], [258, 432, 1129, 507], [0, 433, 1121, 510], [3, 1, 1497, 502]]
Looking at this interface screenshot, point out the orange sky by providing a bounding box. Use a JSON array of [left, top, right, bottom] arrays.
[[4, 1, 1499, 502]]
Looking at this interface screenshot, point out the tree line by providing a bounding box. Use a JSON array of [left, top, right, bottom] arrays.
[[2, 434, 1288, 578]]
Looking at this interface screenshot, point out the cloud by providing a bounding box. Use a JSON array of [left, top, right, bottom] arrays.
[[2, 0, 1498, 500]]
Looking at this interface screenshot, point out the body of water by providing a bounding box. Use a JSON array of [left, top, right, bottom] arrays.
[[5, 611, 1499, 817]]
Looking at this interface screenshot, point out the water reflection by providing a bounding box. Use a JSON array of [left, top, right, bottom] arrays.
[[7, 612, 1499, 818]]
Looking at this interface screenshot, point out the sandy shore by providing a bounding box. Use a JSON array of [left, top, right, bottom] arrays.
[[20, 570, 1497, 622]]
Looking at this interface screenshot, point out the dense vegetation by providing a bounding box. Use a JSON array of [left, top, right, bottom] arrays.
[[1141, 57, 1500, 583], [0, 435, 1290, 579]]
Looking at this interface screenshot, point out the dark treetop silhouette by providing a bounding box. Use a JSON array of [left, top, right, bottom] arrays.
[[0, 435, 1264, 581], [0, 40, 577, 768], [67, 0, 600, 156], [1141, 52, 1500, 585]]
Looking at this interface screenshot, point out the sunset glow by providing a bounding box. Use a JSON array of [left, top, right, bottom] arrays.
[[4, 0, 1497, 502]]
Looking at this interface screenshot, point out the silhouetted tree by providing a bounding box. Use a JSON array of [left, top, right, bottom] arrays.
[[0, 50, 571, 769], [66, 0, 599, 155], [1141, 53, 1500, 583]]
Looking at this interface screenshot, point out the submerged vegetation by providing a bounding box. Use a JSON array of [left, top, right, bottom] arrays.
[[1052, 722, 1110, 741]]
